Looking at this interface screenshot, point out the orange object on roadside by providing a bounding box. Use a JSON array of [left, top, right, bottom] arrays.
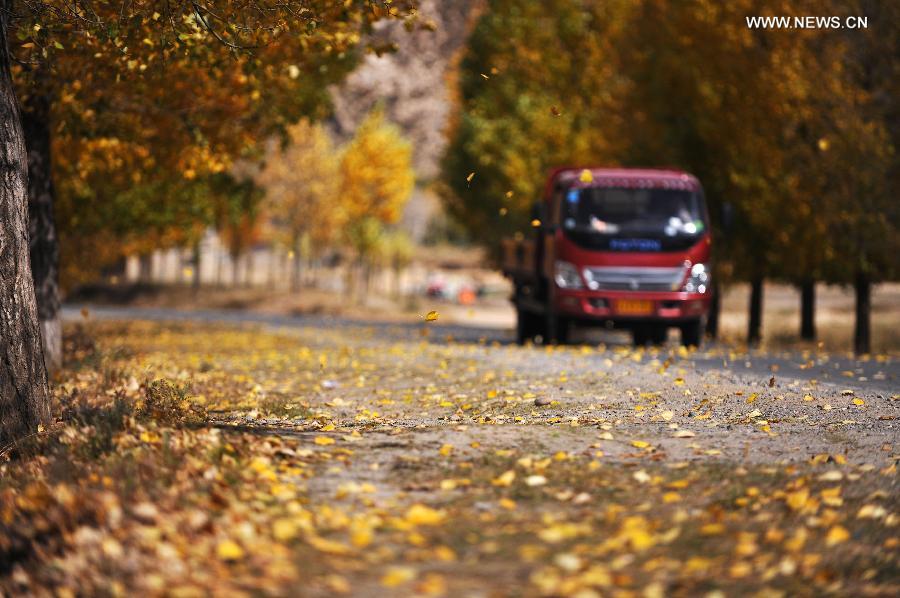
[[458, 288, 476, 305]]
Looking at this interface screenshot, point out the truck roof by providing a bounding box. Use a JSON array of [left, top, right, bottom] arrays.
[[548, 167, 701, 194]]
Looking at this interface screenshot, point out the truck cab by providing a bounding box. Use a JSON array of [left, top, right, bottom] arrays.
[[503, 167, 713, 347]]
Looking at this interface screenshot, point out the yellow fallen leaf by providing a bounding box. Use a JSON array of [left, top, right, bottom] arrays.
[[492, 470, 516, 487], [351, 525, 373, 548], [631, 440, 651, 449], [314, 436, 335, 446], [217, 539, 244, 560], [825, 525, 850, 546], [700, 523, 726, 535], [424, 311, 439, 322], [852, 398, 865, 406], [272, 518, 298, 542], [382, 566, 416, 587], [499, 498, 517, 510], [416, 573, 447, 596], [785, 488, 809, 511], [857, 504, 887, 519], [525, 475, 547, 486], [405, 504, 446, 526]]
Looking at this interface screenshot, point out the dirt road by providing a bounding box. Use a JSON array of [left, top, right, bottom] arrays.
[[25, 307, 898, 595]]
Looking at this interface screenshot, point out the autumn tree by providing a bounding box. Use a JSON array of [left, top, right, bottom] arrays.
[[0, 1, 416, 443], [440, 0, 629, 259], [339, 108, 414, 295], [257, 120, 342, 291]]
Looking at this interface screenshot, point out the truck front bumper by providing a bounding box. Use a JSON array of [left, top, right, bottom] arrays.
[[555, 289, 711, 323]]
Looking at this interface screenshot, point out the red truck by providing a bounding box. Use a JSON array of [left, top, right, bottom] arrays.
[[502, 167, 713, 347]]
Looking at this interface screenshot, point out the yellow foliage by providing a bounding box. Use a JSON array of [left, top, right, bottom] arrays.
[[340, 108, 414, 232]]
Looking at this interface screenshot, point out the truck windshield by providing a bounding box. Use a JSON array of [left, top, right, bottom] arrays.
[[560, 187, 708, 251]]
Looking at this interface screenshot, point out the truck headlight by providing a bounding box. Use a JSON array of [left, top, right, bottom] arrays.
[[554, 260, 584, 289], [682, 263, 709, 294]]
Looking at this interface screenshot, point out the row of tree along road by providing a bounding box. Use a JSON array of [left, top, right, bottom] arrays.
[[0, 1, 419, 445], [439, 0, 898, 353]]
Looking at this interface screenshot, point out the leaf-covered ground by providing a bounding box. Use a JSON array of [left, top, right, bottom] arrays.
[[2, 320, 898, 596]]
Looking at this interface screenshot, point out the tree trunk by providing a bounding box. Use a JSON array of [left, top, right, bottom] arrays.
[[0, 7, 51, 444], [747, 277, 763, 346], [291, 237, 301, 292], [192, 242, 201, 291], [706, 282, 720, 340], [854, 271, 871, 355], [231, 252, 240, 286], [22, 89, 62, 370], [800, 279, 816, 341], [138, 253, 153, 283]]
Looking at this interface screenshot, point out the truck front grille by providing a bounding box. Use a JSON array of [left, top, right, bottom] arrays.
[[583, 266, 686, 292]]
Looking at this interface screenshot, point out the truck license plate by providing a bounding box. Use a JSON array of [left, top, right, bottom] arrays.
[[615, 299, 654, 315]]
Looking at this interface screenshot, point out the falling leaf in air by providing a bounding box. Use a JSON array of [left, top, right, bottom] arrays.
[[550, 105, 561, 116], [424, 311, 439, 322], [579, 169, 593, 183], [531, 219, 541, 227]]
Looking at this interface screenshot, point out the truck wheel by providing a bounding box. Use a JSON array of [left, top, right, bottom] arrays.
[[649, 325, 668, 345], [544, 313, 570, 345], [680, 319, 705, 348], [632, 326, 649, 347], [515, 308, 538, 345]]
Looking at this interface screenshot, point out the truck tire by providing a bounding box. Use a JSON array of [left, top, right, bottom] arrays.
[[544, 313, 570, 345], [515, 307, 539, 345], [633, 324, 665, 347], [649, 325, 668, 345], [680, 319, 705, 348], [632, 326, 647, 347]]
